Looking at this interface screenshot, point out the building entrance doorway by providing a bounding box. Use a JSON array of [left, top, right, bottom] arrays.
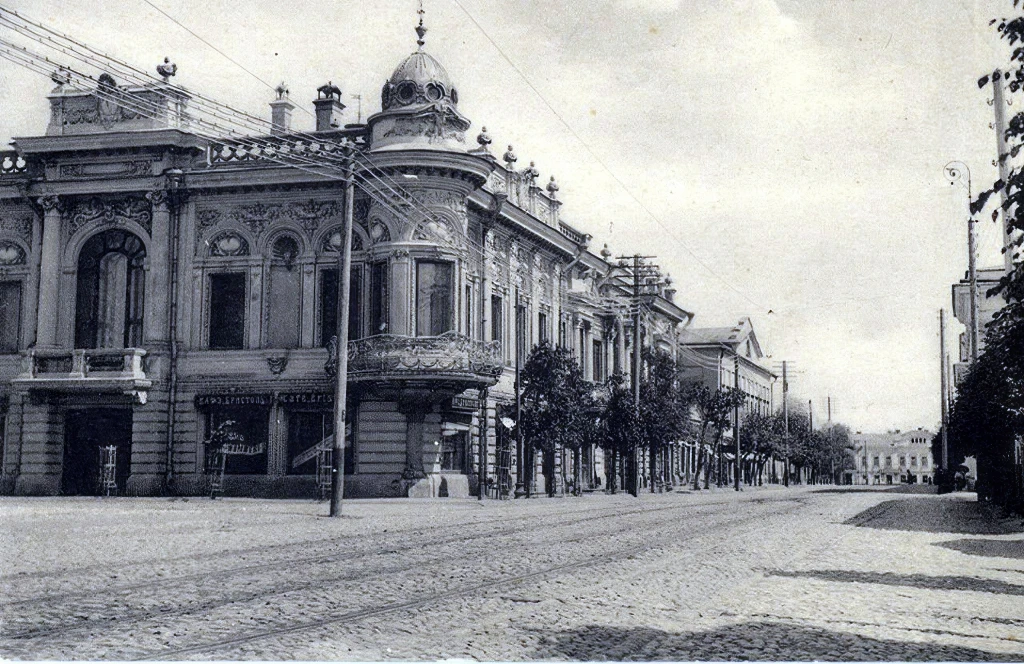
[[62, 409, 132, 495]]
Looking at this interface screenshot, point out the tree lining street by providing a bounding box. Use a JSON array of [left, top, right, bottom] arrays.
[[1, 487, 1022, 661]]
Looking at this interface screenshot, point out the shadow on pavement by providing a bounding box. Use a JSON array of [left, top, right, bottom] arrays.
[[845, 498, 1023, 535], [528, 622, 1021, 661], [935, 538, 1024, 560], [769, 569, 1024, 596]]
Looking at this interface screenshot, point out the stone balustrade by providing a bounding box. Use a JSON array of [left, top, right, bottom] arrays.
[[14, 348, 152, 401]]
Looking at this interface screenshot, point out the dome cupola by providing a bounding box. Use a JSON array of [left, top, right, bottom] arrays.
[[367, 5, 471, 152]]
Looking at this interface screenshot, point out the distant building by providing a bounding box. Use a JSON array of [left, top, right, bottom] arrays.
[[951, 266, 1006, 383], [676, 318, 777, 483], [850, 429, 934, 485]]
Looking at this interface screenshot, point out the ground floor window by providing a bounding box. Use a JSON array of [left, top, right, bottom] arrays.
[[205, 405, 269, 475], [287, 410, 333, 476], [0, 281, 22, 352], [441, 430, 468, 473]]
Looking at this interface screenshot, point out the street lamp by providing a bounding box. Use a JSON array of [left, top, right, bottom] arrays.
[[943, 160, 980, 364]]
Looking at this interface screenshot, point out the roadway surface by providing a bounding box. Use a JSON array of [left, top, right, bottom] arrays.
[[1, 486, 1022, 660]]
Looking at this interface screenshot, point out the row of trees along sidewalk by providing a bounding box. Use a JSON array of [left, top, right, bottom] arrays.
[[938, 4, 1024, 515], [518, 341, 854, 496]]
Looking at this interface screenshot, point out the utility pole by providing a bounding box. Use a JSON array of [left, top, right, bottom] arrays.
[[993, 71, 1016, 275], [808, 399, 813, 486], [940, 309, 949, 472], [329, 147, 355, 517], [782, 360, 789, 487], [632, 255, 642, 497], [514, 287, 526, 498], [734, 351, 741, 491]]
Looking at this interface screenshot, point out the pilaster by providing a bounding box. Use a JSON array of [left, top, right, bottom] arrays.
[[35, 195, 62, 348]]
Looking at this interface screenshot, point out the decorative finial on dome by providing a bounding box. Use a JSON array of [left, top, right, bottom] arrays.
[[503, 145, 517, 166], [415, 0, 427, 50], [157, 57, 177, 82], [546, 175, 559, 199], [665, 273, 673, 287], [476, 126, 492, 150], [600, 243, 612, 261]]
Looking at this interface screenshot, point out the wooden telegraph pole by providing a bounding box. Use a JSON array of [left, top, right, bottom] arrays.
[[940, 309, 949, 473], [329, 148, 355, 517], [734, 352, 741, 491], [782, 360, 790, 487]]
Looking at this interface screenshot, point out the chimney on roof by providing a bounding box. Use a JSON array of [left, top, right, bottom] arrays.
[[313, 81, 345, 132], [269, 83, 294, 135]]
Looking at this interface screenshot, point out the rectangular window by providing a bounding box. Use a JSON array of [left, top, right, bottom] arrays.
[[0, 281, 22, 352], [873, 456, 880, 468], [206, 406, 268, 475], [491, 294, 503, 353], [516, 302, 527, 362], [369, 262, 388, 335], [911, 456, 918, 467], [465, 285, 473, 338], [578, 326, 586, 373], [593, 339, 604, 383], [267, 265, 301, 349], [538, 312, 548, 344], [320, 269, 338, 347], [208, 273, 246, 350], [416, 261, 454, 336], [559, 317, 567, 348], [287, 410, 333, 476], [441, 431, 467, 472]]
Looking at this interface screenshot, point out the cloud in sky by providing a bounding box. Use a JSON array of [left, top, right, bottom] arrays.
[[0, 0, 1013, 431]]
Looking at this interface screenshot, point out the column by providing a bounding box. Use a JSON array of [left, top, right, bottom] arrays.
[[390, 251, 411, 336], [144, 190, 170, 345], [35, 195, 62, 348]]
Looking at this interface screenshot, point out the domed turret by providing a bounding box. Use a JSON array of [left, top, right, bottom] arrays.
[[381, 51, 459, 112], [367, 10, 471, 152]]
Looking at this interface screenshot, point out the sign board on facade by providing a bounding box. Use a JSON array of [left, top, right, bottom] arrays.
[[278, 393, 334, 406], [195, 394, 273, 407]]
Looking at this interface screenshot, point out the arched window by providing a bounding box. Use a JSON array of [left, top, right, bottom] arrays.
[[266, 235, 302, 348], [75, 230, 146, 349]]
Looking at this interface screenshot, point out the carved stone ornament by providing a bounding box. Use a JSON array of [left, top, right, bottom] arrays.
[[0, 215, 33, 243], [266, 356, 289, 375], [231, 202, 282, 239], [370, 220, 391, 243], [146, 189, 170, 210], [59, 161, 152, 179], [197, 209, 222, 230], [285, 199, 340, 236], [209, 232, 249, 257], [38, 194, 62, 213], [322, 228, 363, 253], [64, 197, 153, 239], [0, 241, 26, 265]]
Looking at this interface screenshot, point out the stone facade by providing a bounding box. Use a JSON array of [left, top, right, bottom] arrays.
[[0, 37, 693, 498]]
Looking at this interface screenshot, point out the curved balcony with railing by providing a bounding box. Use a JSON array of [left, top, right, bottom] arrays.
[[332, 332, 502, 387]]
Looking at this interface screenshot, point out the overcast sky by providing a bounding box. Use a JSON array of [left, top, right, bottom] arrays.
[[0, 0, 1015, 432]]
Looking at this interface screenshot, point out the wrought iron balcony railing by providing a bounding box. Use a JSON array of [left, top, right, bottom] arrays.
[[335, 332, 503, 384]]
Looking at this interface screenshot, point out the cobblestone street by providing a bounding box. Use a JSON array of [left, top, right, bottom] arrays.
[[1, 486, 1022, 661]]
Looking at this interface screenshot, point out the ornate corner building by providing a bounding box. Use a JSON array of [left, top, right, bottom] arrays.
[[0, 29, 694, 498]]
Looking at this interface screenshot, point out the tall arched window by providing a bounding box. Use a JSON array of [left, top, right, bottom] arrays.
[[75, 230, 146, 349], [266, 235, 302, 348]]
